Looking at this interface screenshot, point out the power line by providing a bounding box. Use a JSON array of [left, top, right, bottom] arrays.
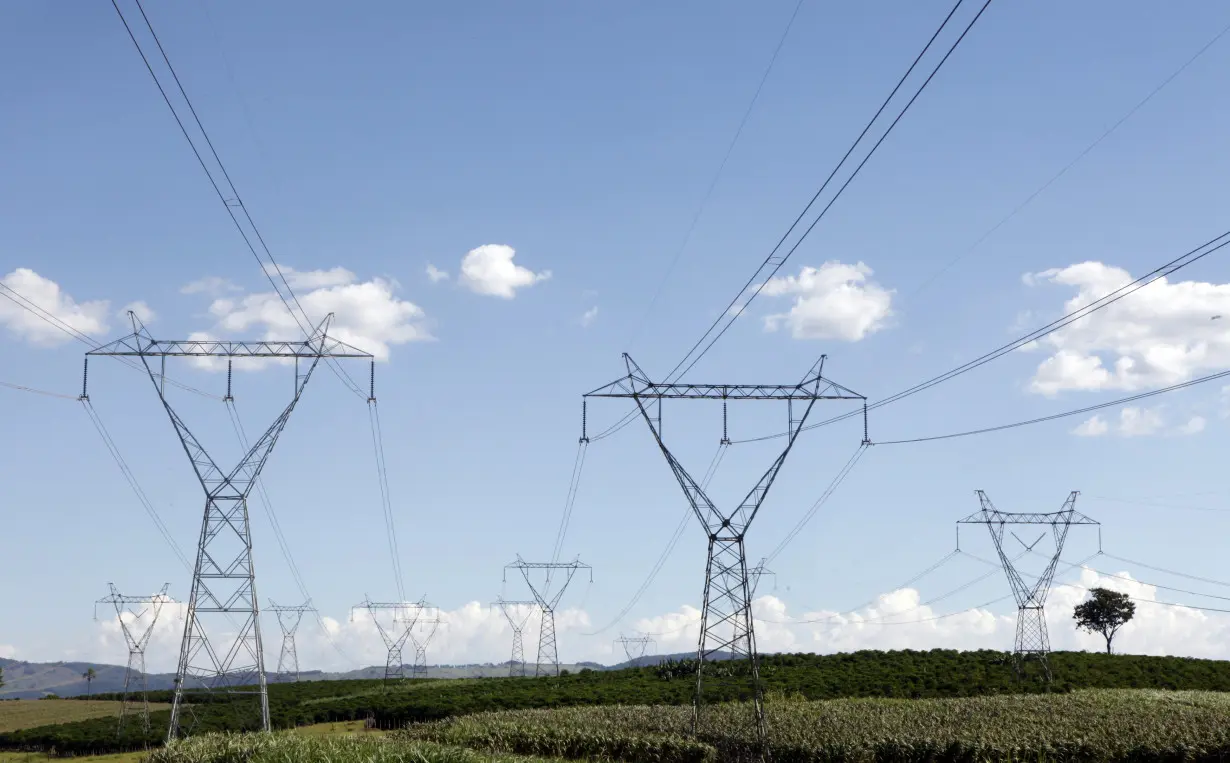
[[733, 225, 1230, 445], [368, 401, 406, 602], [874, 366, 1230, 445], [1098, 553, 1230, 591], [590, 0, 992, 444], [226, 400, 357, 667], [0, 282, 219, 400], [627, 0, 807, 346], [581, 443, 728, 637], [669, 0, 993, 382], [764, 442, 868, 564], [905, 14, 1230, 300], [111, 0, 370, 402], [0, 380, 78, 400], [80, 399, 192, 571]]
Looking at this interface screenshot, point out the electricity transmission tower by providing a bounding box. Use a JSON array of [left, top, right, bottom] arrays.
[[85, 312, 373, 739], [493, 599, 537, 677], [586, 354, 865, 742], [505, 556, 593, 676], [267, 600, 315, 683], [614, 634, 655, 665], [352, 597, 427, 683], [407, 610, 442, 680], [95, 583, 173, 735], [749, 558, 774, 596], [958, 490, 1099, 681]]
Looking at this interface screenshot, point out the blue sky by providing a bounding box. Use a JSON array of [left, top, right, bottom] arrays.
[[4, 0, 1230, 671]]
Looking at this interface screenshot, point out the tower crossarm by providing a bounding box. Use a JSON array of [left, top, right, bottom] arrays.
[[506, 558, 592, 611], [493, 599, 538, 630], [87, 320, 372, 359]]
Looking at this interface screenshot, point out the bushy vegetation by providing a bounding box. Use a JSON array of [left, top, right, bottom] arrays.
[[146, 732, 571, 763], [8, 650, 1230, 755], [399, 690, 1230, 763]]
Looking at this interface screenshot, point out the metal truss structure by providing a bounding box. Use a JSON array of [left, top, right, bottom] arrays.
[[493, 599, 537, 677], [407, 612, 442, 680], [85, 312, 372, 739], [267, 600, 315, 683], [505, 556, 593, 676], [352, 597, 427, 683], [749, 559, 774, 596], [586, 354, 865, 743], [614, 633, 655, 665], [95, 583, 173, 736], [958, 490, 1099, 680]]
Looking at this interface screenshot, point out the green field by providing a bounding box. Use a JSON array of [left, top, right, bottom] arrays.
[[0, 700, 170, 734], [7, 650, 1230, 758]]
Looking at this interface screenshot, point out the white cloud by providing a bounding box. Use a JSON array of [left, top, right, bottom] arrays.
[[180, 276, 240, 296], [1178, 416, 1206, 435], [459, 244, 551, 299], [279, 266, 357, 291], [0, 644, 15, 659], [1027, 262, 1230, 395], [1119, 406, 1164, 437], [41, 563, 1230, 673], [426, 264, 449, 284], [760, 261, 893, 341], [581, 306, 599, 328], [121, 301, 156, 324], [188, 267, 431, 366], [0, 268, 110, 346], [1072, 415, 1109, 437]]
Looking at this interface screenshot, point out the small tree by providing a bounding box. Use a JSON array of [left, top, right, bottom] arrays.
[[82, 668, 97, 700], [0, 666, 5, 690], [1074, 587, 1136, 654]]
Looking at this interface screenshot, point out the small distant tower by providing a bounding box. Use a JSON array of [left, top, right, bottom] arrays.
[[95, 583, 174, 735]]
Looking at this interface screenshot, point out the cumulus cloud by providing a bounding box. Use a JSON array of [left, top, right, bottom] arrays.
[[180, 276, 241, 296], [459, 245, 551, 299], [581, 306, 599, 328], [1072, 415, 1109, 437], [1026, 262, 1230, 395], [1073, 407, 1170, 438], [279, 266, 356, 291], [1119, 406, 1164, 437], [121, 301, 156, 324], [47, 562, 1230, 673], [760, 262, 893, 341], [0, 268, 110, 346], [1178, 416, 1206, 435], [184, 266, 431, 366], [426, 265, 449, 284]]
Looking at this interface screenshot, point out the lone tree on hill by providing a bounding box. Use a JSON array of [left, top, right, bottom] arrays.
[[83, 667, 97, 699], [1074, 587, 1136, 654]]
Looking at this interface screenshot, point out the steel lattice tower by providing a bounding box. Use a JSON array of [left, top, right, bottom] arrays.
[[614, 634, 655, 665], [408, 613, 442, 680], [493, 599, 537, 677], [85, 312, 373, 739], [95, 583, 173, 736], [352, 597, 427, 684], [505, 556, 592, 676], [267, 600, 315, 683], [586, 354, 865, 742], [958, 490, 1099, 680]]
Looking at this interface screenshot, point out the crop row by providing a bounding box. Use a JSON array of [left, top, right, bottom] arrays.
[[398, 689, 1230, 763]]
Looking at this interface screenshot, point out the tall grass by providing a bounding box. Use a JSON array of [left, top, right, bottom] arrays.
[[146, 732, 570, 763], [398, 689, 1230, 763]]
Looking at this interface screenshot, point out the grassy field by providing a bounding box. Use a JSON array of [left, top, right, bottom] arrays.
[[0, 700, 170, 734], [399, 689, 1230, 762]]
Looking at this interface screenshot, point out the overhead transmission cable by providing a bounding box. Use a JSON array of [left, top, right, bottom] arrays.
[[110, 0, 368, 401], [591, 0, 992, 443], [906, 14, 1230, 300], [112, 0, 408, 608], [763, 441, 868, 564], [0, 284, 218, 399], [0, 380, 79, 400], [582, 442, 729, 636], [627, 0, 806, 346], [226, 400, 358, 665], [733, 226, 1230, 446]]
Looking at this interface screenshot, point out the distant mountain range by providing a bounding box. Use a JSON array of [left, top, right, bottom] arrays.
[[0, 654, 701, 699]]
